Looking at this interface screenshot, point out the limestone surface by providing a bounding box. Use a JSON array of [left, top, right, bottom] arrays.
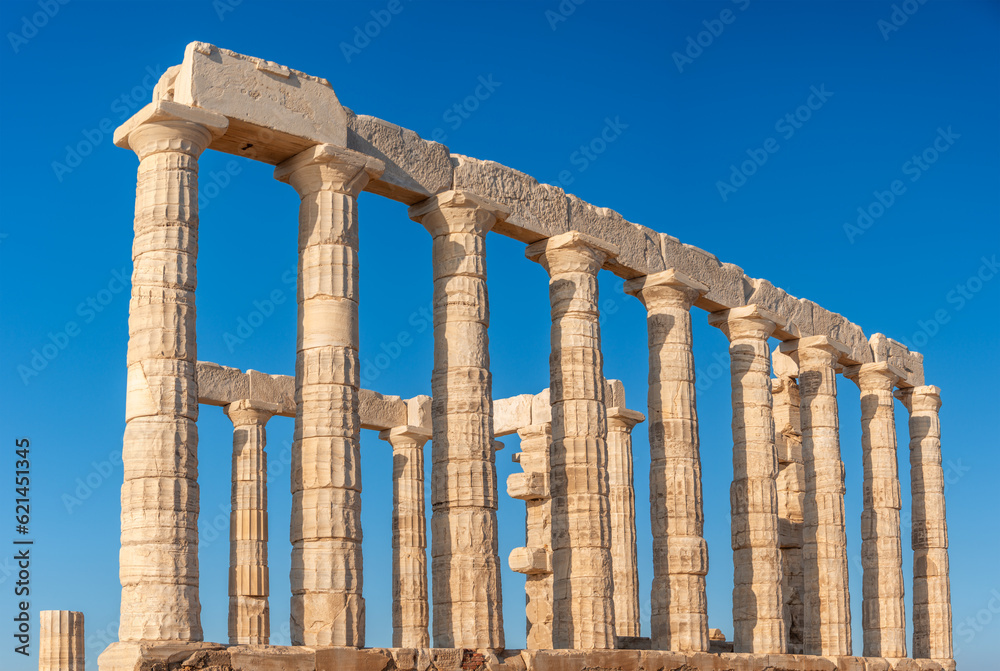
[[39, 610, 84, 671], [143, 42, 932, 385], [526, 231, 619, 649], [348, 113, 453, 204], [606, 404, 645, 640], [871, 333, 925, 387], [845, 362, 908, 659], [102, 44, 955, 671], [379, 426, 433, 648], [897, 385, 953, 661], [114, 101, 227, 643], [408, 190, 508, 650], [781, 337, 852, 656], [625, 269, 710, 653], [162, 42, 349, 164], [275, 143, 384, 647], [509, 423, 555, 649], [708, 305, 786, 654], [224, 399, 278, 645], [772, 373, 805, 654], [196, 361, 410, 430], [93, 641, 959, 671], [494, 393, 536, 436], [452, 154, 568, 243]]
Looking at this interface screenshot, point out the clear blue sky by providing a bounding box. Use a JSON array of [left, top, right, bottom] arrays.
[[1, 1, 997, 669]]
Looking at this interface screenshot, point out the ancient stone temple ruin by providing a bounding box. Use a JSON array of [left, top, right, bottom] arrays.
[[85, 43, 955, 671]]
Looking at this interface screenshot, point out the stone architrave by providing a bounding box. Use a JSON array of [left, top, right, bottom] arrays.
[[625, 269, 711, 652], [408, 190, 509, 650], [708, 305, 786, 654], [39, 611, 85, 671], [606, 405, 645, 640], [225, 399, 279, 645], [379, 425, 433, 648], [845, 362, 907, 659], [275, 143, 384, 647], [780, 337, 852, 656], [113, 101, 227, 643], [526, 231, 619, 650], [896, 385, 953, 661]]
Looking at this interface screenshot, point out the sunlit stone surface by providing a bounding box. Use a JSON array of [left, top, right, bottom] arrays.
[[94, 42, 953, 671]]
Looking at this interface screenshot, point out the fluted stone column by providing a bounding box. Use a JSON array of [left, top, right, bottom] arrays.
[[606, 406, 644, 639], [845, 362, 907, 658], [772, 373, 805, 655], [625, 269, 710, 652], [275, 144, 384, 647], [708, 305, 786, 654], [225, 399, 278, 645], [896, 385, 953, 661], [379, 425, 432, 648], [508, 423, 554, 650], [526, 231, 619, 649], [39, 611, 84, 671], [781, 337, 852, 656], [408, 190, 509, 649], [112, 101, 227, 643]]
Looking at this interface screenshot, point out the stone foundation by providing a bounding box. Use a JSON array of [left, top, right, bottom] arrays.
[[97, 642, 957, 671]]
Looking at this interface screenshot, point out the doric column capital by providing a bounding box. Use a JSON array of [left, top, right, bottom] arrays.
[[378, 425, 432, 447], [525, 231, 619, 276], [844, 361, 905, 391], [778, 335, 851, 371], [224, 399, 280, 427], [274, 143, 385, 197], [606, 407, 645, 432], [408, 189, 509, 238], [624, 268, 708, 310], [114, 100, 228, 160], [708, 304, 783, 342], [894, 384, 942, 413]]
